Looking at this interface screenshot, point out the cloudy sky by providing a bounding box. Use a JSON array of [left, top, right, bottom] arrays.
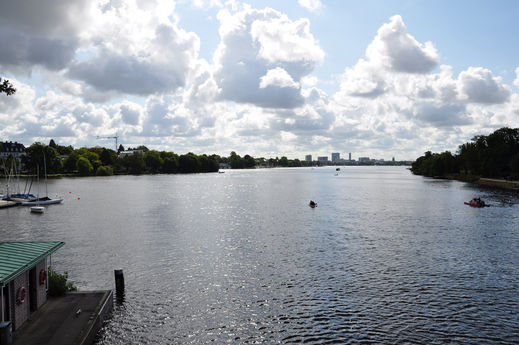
[[1, 0, 519, 160]]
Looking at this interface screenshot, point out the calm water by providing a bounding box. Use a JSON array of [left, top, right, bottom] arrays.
[[2, 166, 519, 344]]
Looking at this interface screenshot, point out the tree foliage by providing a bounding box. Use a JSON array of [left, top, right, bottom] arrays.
[[48, 267, 77, 297], [412, 127, 519, 179], [77, 156, 93, 176], [15, 141, 316, 177], [0, 78, 16, 96]]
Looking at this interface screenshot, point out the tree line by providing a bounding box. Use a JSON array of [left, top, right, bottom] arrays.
[[7, 140, 317, 177], [411, 127, 519, 180]]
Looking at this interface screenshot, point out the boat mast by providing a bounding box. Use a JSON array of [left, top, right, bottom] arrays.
[[43, 150, 48, 197]]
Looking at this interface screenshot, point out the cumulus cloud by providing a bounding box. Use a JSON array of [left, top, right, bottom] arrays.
[[214, 6, 324, 108], [414, 103, 470, 127], [0, 0, 91, 38], [339, 59, 386, 98], [514, 67, 519, 88], [459, 67, 511, 104], [0, 28, 78, 72], [298, 0, 322, 12], [67, 2, 199, 98], [366, 15, 439, 74], [259, 68, 300, 89]]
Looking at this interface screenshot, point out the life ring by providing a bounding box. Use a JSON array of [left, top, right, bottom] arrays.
[[17, 287, 26, 304], [40, 269, 47, 284]]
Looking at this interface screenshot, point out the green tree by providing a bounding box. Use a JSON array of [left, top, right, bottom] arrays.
[[0, 78, 16, 96], [162, 152, 179, 173], [96, 165, 114, 176], [127, 152, 146, 174], [144, 150, 163, 173], [49, 139, 57, 148], [100, 148, 116, 166], [243, 154, 255, 168], [179, 153, 200, 173], [21, 143, 63, 174], [229, 151, 244, 169], [77, 156, 93, 176]]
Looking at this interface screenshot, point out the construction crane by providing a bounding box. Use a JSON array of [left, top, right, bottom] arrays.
[[96, 134, 119, 151]]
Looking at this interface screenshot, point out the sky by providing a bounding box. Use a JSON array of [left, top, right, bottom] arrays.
[[1, 0, 519, 161]]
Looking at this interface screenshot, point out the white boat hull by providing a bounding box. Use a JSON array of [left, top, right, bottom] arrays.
[[21, 198, 63, 206], [30, 206, 45, 213]]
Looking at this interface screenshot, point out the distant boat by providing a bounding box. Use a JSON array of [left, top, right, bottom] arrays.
[[336, 168, 340, 171], [21, 153, 62, 206], [309, 200, 317, 208], [30, 206, 44, 213], [464, 198, 489, 208], [21, 196, 63, 206]]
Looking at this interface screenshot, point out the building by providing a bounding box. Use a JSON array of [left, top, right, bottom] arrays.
[[317, 156, 328, 164], [349, 153, 352, 161], [0, 241, 64, 332], [358, 157, 370, 163], [331, 153, 340, 162], [118, 149, 145, 158], [0, 142, 25, 163], [305, 155, 312, 162]]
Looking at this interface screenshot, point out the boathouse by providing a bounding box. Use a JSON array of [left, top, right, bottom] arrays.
[[0, 241, 64, 333]]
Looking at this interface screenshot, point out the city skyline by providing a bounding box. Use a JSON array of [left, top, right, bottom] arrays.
[[1, 1, 519, 161]]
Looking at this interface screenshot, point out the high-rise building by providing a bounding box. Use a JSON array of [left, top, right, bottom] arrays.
[[305, 155, 312, 162], [317, 156, 328, 164], [331, 152, 340, 162], [349, 152, 352, 161]]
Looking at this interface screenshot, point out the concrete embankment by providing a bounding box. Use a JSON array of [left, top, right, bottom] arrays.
[[12, 290, 113, 345], [478, 178, 519, 191]]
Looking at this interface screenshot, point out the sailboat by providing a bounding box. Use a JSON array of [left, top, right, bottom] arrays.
[[2, 158, 37, 202], [21, 153, 63, 206]]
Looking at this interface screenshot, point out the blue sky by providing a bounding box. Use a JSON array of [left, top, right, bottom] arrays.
[[1, 0, 519, 160]]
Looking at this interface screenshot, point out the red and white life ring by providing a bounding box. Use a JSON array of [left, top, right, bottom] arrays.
[[17, 287, 26, 304], [40, 269, 47, 284]]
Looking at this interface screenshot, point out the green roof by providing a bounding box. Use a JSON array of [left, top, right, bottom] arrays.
[[0, 241, 65, 285]]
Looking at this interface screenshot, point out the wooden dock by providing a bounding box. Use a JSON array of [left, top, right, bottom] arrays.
[[0, 200, 18, 208]]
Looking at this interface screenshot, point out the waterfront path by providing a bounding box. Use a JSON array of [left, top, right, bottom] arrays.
[[479, 177, 519, 190], [12, 291, 113, 345]]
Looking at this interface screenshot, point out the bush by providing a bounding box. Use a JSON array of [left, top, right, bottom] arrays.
[[77, 156, 93, 176], [96, 165, 114, 176], [48, 267, 77, 297]]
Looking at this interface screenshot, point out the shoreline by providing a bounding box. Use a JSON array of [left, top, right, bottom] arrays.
[[441, 174, 519, 192]]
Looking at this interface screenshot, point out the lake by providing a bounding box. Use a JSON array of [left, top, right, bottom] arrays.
[[2, 166, 518, 344]]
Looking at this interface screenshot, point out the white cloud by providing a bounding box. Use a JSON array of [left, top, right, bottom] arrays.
[[514, 67, 519, 88], [459, 67, 511, 104], [67, 1, 200, 98], [297, 0, 322, 12], [0, 0, 91, 38], [214, 6, 323, 108], [366, 15, 439, 74], [259, 68, 300, 89], [1, 4, 519, 160]]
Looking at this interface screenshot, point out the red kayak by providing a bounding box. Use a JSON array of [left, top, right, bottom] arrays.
[[464, 199, 488, 207]]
